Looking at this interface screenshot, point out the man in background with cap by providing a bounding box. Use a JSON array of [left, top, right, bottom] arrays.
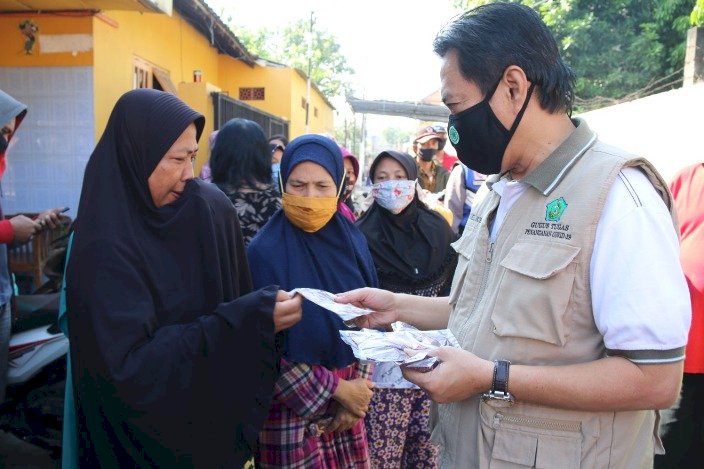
[[413, 125, 450, 194], [430, 125, 459, 171]]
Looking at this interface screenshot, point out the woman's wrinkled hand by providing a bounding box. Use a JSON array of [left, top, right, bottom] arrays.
[[323, 402, 361, 434], [332, 377, 374, 418], [272, 290, 302, 333]]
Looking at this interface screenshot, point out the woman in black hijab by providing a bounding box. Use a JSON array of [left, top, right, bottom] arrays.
[[355, 150, 457, 468], [357, 150, 457, 296], [64, 89, 301, 467]]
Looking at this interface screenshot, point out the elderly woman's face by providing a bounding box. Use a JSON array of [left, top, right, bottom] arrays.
[[148, 123, 198, 208], [285, 161, 337, 198], [373, 157, 408, 183], [343, 158, 357, 188]]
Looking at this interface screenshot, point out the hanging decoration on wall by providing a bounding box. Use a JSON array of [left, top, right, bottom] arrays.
[[19, 19, 39, 55]]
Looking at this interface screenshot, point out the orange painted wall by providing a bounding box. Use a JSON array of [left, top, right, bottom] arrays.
[[0, 13, 93, 66]]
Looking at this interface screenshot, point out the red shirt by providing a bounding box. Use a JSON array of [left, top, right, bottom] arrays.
[[670, 163, 704, 373], [0, 219, 14, 244], [437, 150, 458, 172]]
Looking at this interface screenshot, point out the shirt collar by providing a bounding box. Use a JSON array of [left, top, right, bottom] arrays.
[[521, 117, 597, 196]]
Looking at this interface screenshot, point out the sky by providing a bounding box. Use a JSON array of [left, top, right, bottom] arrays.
[[204, 0, 462, 134]]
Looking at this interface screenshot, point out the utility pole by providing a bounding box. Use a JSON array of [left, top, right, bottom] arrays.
[[358, 89, 367, 179], [305, 11, 315, 133], [360, 112, 366, 179]]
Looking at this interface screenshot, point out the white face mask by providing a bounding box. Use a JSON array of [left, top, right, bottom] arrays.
[[371, 179, 416, 214]]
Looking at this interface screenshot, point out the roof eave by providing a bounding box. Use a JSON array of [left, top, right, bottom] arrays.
[[174, 0, 256, 66]]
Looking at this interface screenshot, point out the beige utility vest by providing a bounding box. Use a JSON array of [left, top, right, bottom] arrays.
[[434, 121, 674, 469]]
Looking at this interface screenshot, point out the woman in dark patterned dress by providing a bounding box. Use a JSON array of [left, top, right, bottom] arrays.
[[356, 150, 458, 468], [210, 118, 281, 245]]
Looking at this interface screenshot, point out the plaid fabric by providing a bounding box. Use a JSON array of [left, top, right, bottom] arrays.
[[256, 359, 373, 468]]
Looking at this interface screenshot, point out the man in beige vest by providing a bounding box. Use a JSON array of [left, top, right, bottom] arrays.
[[337, 3, 690, 468]]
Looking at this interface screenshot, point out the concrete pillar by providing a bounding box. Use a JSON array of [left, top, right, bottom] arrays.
[[684, 26, 704, 86]]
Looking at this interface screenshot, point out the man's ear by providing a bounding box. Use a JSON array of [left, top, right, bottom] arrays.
[[502, 65, 532, 112]]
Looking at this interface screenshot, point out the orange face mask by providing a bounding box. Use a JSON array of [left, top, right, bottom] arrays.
[[281, 192, 339, 233]]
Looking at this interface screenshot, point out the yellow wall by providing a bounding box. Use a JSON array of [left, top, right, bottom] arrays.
[[92, 9, 221, 160], [287, 70, 335, 139], [291, 70, 335, 137], [217, 61, 334, 140], [219, 61, 292, 124], [90, 8, 334, 170], [177, 81, 221, 173], [0, 13, 93, 66]]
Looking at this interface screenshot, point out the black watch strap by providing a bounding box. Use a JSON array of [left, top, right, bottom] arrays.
[[493, 359, 510, 395], [482, 359, 514, 405]]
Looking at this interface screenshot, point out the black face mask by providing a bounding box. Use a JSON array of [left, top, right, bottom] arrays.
[[0, 136, 8, 154], [419, 148, 436, 162], [448, 82, 535, 175]]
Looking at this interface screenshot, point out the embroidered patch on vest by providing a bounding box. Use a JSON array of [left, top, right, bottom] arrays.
[[545, 197, 568, 222]]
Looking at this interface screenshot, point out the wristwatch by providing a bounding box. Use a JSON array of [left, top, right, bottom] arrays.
[[481, 359, 515, 406]]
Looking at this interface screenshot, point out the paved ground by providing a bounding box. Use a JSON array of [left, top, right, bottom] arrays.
[[0, 430, 57, 468]]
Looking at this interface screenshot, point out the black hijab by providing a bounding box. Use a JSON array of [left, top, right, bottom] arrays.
[[357, 150, 457, 296], [66, 89, 279, 467]]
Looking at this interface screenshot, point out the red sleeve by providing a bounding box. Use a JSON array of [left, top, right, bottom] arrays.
[[0, 219, 14, 244]]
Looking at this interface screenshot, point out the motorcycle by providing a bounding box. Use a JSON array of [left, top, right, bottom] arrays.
[[8, 293, 66, 386]]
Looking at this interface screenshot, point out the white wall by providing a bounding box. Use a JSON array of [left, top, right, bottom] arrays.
[[579, 83, 704, 183], [0, 66, 94, 217]]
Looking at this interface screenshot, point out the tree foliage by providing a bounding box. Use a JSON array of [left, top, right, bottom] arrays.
[[693, 0, 704, 25], [451, 0, 699, 110], [381, 127, 413, 150], [234, 19, 353, 99]]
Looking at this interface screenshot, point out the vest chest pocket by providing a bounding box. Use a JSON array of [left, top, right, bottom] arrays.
[[448, 221, 484, 308], [492, 242, 580, 346]]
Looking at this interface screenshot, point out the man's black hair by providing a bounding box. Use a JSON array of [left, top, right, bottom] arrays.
[[433, 2, 575, 114]]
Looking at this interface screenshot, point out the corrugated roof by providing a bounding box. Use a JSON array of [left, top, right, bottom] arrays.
[[347, 97, 449, 121]]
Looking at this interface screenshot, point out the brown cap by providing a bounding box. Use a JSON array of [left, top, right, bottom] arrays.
[[414, 125, 447, 144]]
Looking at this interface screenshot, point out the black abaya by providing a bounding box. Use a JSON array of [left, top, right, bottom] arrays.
[[66, 89, 279, 467]]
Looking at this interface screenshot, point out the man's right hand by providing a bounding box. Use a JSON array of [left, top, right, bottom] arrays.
[[9, 215, 40, 243], [335, 287, 399, 329], [272, 290, 302, 333]]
